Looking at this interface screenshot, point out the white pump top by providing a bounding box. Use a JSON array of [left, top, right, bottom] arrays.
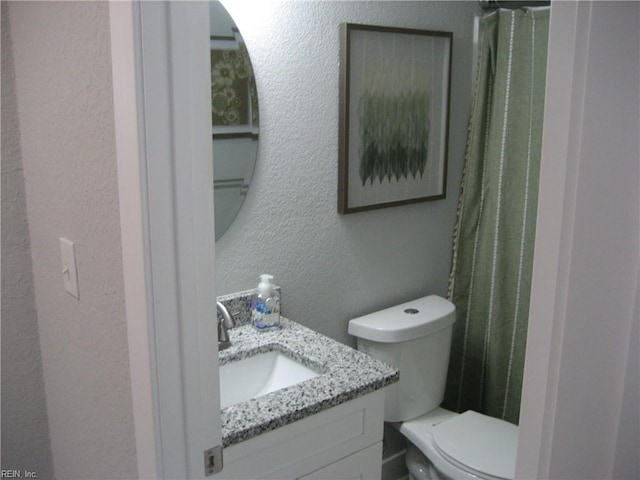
[[257, 274, 274, 295]]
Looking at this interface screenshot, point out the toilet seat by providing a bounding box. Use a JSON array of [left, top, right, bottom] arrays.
[[400, 409, 518, 480], [432, 411, 518, 480]]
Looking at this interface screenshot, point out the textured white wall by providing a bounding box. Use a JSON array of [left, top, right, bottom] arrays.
[[7, 2, 137, 478], [216, 0, 478, 345], [1, 3, 54, 476]]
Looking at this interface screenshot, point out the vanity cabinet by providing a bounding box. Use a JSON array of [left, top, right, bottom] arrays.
[[214, 389, 384, 480], [299, 443, 382, 480]]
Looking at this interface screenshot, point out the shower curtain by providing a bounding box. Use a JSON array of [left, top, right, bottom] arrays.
[[444, 8, 549, 425]]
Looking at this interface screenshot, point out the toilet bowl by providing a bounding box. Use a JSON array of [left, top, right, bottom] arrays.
[[348, 296, 518, 480]]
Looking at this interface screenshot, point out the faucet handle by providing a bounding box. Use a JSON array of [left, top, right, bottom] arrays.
[[217, 301, 234, 351], [216, 301, 235, 328], [218, 319, 230, 343]]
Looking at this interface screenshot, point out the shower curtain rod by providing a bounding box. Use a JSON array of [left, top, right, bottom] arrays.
[[478, 0, 550, 10]]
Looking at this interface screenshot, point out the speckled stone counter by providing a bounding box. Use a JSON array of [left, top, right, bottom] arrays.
[[219, 318, 398, 448]]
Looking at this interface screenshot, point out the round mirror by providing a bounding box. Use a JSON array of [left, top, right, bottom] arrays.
[[210, 1, 259, 240]]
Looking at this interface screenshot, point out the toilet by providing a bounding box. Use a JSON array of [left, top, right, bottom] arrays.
[[348, 295, 518, 480]]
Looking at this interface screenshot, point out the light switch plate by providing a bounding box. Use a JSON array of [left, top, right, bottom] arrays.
[[59, 237, 79, 299]]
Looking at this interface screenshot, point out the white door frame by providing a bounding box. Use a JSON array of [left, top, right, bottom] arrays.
[[518, 1, 639, 478], [110, 2, 221, 478], [110, 1, 638, 478]]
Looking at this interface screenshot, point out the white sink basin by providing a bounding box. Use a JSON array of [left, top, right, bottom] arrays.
[[219, 350, 321, 409]]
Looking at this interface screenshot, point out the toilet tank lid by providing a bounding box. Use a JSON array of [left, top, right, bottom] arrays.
[[348, 295, 455, 343]]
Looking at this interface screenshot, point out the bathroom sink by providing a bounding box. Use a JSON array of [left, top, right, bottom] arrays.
[[219, 350, 321, 409]]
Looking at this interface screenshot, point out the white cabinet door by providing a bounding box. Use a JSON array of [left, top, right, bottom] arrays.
[[217, 390, 385, 480], [300, 443, 383, 480]]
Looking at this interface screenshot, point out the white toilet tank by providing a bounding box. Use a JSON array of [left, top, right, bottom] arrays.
[[348, 295, 455, 422]]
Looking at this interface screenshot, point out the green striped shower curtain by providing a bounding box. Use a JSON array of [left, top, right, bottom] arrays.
[[444, 8, 549, 425]]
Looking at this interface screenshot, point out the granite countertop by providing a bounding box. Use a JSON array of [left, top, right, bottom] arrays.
[[219, 318, 399, 448]]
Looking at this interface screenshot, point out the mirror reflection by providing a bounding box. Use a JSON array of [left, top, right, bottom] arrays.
[[210, 0, 259, 240]]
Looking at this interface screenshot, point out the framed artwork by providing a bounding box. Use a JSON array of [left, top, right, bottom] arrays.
[[338, 24, 452, 214]]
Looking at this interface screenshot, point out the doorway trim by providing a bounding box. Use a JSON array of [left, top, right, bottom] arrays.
[[110, 2, 221, 478]]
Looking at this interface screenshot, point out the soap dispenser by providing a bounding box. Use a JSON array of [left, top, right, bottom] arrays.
[[251, 274, 280, 331]]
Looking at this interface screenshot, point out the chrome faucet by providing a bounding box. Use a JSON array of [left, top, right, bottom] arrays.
[[217, 301, 235, 351]]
